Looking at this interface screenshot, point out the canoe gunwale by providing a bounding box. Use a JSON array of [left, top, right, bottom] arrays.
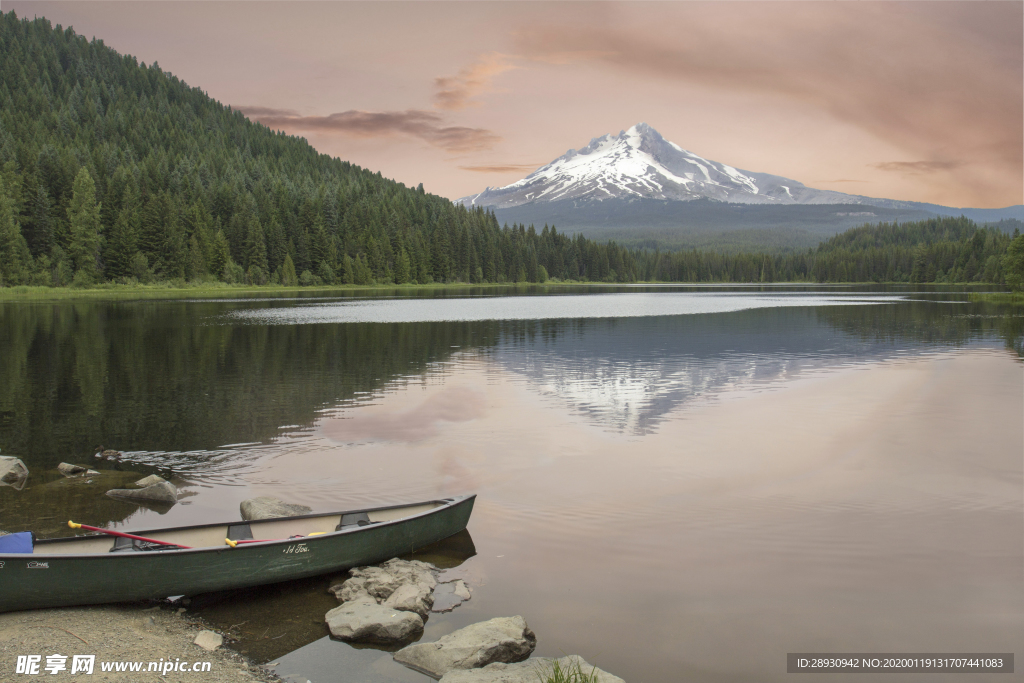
[[6, 494, 475, 560]]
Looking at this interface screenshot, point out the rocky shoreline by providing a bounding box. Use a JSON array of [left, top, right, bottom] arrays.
[[0, 476, 626, 683]]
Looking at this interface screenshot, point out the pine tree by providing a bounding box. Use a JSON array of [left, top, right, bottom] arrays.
[[244, 215, 269, 275], [210, 230, 230, 280], [105, 187, 140, 280], [0, 175, 31, 285], [1003, 233, 1024, 291], [394, 247, 410, 284], [66, 167, 103, 280], [281, 253, 298, 287]]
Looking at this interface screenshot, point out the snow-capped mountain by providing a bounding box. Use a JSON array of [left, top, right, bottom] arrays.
[[455, 123, 1023, 243], [458, 123, 865, 209]]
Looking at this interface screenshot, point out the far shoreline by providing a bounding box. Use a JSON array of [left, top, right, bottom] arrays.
[[0, 281, 1008, 303]]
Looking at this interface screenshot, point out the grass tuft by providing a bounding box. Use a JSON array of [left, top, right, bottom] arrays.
[[539, 657, 601, 683]]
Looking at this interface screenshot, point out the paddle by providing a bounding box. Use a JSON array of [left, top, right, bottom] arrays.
[[224, 532, 325, 548], [68, 521, 191, 549]]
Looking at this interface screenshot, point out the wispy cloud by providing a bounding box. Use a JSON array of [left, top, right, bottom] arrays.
[[433, 53, 519, 110], [512, 2, 1022, 205], [237, 107, 499, 152], [459, 163, 541, 174], [873, 160, 963, 175]]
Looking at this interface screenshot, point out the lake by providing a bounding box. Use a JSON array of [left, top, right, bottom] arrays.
[[1, 285, 1021, 683]]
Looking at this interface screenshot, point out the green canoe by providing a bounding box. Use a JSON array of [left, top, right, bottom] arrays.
[[0, 494, 475, 613]]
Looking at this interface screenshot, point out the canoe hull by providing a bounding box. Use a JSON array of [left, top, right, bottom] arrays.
[[0, 495, 474, 613]]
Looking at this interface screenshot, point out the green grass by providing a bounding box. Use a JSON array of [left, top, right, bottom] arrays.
[[538, 657, 602, 683], [0, 281, 581, 302], [968, 292, 1024, 305]]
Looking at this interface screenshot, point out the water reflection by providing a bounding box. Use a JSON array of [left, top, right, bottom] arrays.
[[0, 292, 1020, 472], [0, 288, 1020, 683]]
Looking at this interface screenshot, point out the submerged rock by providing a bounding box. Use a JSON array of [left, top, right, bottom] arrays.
[[58, 463, 99, 478], [0, 456, 29, 490], [106, 481, 178, 504], [134, 474, 167, 487], [453, 580, 472, 601], [325, 597, 424, 643], [239, 496, 312, 521], [439, 656, 625, 683], [431, 579, 472, 613], [393, 616, 537, 678]]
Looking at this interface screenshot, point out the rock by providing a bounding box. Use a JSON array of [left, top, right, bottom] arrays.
[[193, 630, 223, 651], [0, 456, 28, 490], [329, 577, 371, 603], [453, 580, 472, 601], [325, 599, 424, 643], [98, 449, 121, 460], [57, 462, 96, 477], [106, 481, 178, 504], [439, 656, 625, 683], [383, 582, 434, 619], [239, 496, 312, 521], [393, 616, 537, 678], [360, 559, 437, 601], [333, 558, 438, 603], [134, 474, 166, 487]]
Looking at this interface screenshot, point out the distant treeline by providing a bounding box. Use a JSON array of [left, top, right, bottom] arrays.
[[0, 11, 1022, 290], [638, 217, 1020, 285]]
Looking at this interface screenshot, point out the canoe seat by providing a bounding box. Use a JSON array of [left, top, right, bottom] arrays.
[[337, 513, 377, 530], [108, 537, 181, 553], [0, 531, 33, 554], [227, 524, 253, 541]]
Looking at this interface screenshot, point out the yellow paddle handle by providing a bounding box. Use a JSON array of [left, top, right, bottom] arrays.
[[224, 538, 238, 548], [68, 521, 81, 529]]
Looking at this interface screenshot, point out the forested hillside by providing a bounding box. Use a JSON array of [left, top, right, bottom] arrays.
[[0, 12, 637, 287], [0, 11, 1021, 289]]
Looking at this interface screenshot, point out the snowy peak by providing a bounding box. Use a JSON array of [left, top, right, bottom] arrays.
[[458, 123, 860, 209]]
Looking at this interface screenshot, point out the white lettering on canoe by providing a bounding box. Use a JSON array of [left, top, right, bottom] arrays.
[[0, 561, 4, 568], [282, 543, 309, 554], [26, 561, 49, 569]]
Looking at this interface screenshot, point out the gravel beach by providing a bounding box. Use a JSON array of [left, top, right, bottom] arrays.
[[0, 604, 282, 682]]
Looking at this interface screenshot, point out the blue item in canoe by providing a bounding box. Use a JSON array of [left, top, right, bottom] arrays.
[[0, 532, 33, 554]]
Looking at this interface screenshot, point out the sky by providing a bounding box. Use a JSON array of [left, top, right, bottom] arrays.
[[8, 1, 1023, 208]]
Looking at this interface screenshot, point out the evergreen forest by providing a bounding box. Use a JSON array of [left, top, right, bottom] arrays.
[[1, 11, 1022, 290]]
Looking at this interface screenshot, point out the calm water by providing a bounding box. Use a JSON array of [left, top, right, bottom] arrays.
[[1, 286, 1021, 683]]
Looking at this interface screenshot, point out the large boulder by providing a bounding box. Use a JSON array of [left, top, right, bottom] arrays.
[[325, 596, 424, 643], [106, 481, 178, 504], [440, 656, 625, 683], [239, 496, 312, 521], [393, 616, 537, 678], [0, 456, 29, 490]]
